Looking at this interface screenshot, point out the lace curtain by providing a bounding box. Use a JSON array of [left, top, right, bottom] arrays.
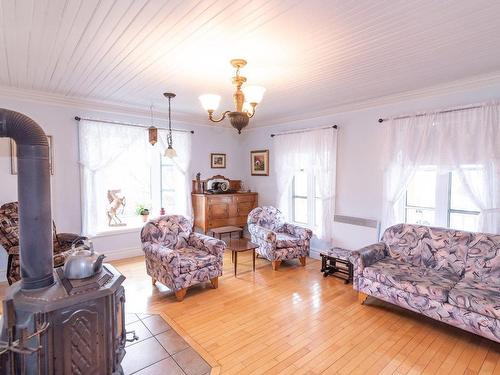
[[273, 127, 337, 244], [158, 129, 192, 217], [79, 120, 192, 236], [381, 103, 500, 233]]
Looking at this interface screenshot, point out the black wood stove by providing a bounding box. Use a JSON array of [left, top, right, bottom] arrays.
[[0, 109, 127, 374]]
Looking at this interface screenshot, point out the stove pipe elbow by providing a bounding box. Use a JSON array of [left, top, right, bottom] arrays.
[[0, 109, 54, 290]]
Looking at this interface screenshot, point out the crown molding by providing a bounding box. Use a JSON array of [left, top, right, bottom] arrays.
[[251, 70, 500, 129], [2, 69, 500, 133], [0, 85, 219, 127]]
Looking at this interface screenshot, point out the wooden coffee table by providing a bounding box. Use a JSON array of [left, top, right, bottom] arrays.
[[210, 226, 243, 239], [226, 239, 258, 276]]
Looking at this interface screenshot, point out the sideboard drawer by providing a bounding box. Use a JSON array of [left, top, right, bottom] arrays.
[[234, 195, 256, 203], [207, 196, 233, 205]]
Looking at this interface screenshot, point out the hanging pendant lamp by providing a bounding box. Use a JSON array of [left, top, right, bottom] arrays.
[[148, 104, 158, 146], [163, 92, 177, 158]]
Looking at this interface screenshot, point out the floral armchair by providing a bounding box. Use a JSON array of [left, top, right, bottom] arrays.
[[140, 215, 226, 301], [0, 201, 82, 285], [247, 206, 313, 271]]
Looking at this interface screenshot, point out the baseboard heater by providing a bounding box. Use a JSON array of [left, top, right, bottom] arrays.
[[333, 214, 381, 239]]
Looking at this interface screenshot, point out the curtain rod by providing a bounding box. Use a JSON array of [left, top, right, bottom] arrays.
[[270, 125, 338, 138], [378, 104, 482, 123], [74, 116, 194, 134]]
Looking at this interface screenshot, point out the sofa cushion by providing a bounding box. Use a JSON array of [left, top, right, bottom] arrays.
[[382, 224, 469, 276], [176, 247, 217, 274], [276, 233, 304, 248], [463, 233, 500, 284], [448, 280, 500, 319], [363, 257, 460, 302]]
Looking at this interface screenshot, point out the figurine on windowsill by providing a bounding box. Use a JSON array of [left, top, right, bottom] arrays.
[[107, 190, 127, 227]]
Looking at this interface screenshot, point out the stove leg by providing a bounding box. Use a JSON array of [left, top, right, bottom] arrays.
[[151, 278, 156, 286], [299, 256, 306, 266], [175, 288, 187, 302]]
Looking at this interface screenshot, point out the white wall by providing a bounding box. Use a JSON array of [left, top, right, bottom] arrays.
[[2, 80, 500, 279], [0, 96, 245, 280], [244, 83, 500, 254]]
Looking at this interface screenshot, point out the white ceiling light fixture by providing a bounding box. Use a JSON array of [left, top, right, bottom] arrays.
[[163, 92, 177, 158], [199, 59, 265, 134]]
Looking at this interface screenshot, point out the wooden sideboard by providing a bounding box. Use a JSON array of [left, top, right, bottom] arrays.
[[192, 192, 258, 233]]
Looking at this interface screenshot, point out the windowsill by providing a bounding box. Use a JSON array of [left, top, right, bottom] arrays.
[[92, 222, 145, 238]]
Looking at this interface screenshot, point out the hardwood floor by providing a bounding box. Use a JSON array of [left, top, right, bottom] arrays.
[[1, 253, 499, 374]]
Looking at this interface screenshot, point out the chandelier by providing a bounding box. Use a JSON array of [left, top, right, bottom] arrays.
[[199, 59, 265, 134]]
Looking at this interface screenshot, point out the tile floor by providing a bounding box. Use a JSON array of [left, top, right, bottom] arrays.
[[122, 313, 211, 375]]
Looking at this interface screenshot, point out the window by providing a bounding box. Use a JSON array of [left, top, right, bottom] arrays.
[[404, 166, 481, 232], [79, 121, 191, 235], [449, 168, 481, 231], [160, 157, 176, 213], [291, 170, 320, 228], [404, 168, 437, 226]]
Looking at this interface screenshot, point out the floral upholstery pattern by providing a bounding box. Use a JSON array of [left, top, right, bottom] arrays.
[[140, 215, 225, 293], [448, 279, 500, 319], [363, 257, 460, 302], [247, 206, 313, 263], [359, 277, 500, 343], [463, 233, 500, 283], [0, 201, 81, 285], [352, 223, 500, 343], [381, 224, 470, 275]]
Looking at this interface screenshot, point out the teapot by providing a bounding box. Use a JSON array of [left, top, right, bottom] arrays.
[[63, 239, 106, 279]]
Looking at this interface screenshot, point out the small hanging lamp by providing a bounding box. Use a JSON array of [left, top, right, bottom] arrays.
[[148, 104, 158, 146], [163, 92, 177, 158]]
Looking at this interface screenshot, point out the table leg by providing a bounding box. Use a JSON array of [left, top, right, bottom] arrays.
[[234, 251, 238, 276], [252, 249, 255, 272]]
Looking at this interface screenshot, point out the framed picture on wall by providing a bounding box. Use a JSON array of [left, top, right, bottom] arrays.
[[210, 153, 226, 168], [250, 149, 269, 176], [10, 135, 54, 175]]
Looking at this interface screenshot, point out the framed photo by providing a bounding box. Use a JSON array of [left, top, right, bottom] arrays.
[[210, 153, 226, 168], [10, 135, 54, 175], [250, 149, 269, 176]]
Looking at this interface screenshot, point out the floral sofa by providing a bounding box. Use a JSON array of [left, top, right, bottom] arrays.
[[353, 223, 499, 343], [0, 201, 82, 284], [140, 215, 226, 301], [248, 206, 313, 271]]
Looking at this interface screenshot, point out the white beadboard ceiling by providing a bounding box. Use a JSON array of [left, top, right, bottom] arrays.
[[1, 0, 500, 127]]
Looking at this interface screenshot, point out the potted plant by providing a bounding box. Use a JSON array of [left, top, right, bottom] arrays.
[[136, 205, 150, 222]]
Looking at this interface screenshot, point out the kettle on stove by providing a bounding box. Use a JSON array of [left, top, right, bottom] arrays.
[[63, 239, 106, 279]]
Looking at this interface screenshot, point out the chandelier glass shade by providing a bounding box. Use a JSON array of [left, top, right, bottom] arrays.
[[199, 59, 265, 134], [163, 92, 177, 158]]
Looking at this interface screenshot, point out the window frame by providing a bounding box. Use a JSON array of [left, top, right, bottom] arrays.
[[290, 169, 319, 229], [403, 167, 481, 231], [160, 159, 176, 210]]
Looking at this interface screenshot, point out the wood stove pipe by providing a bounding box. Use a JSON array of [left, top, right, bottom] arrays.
[[0, 109, 54, 290]]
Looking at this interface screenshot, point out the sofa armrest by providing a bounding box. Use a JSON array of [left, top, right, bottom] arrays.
[[248, 224, 277, 243], [281, 223, 313, 240], [188, 233, 226, 257], [142, 243, 180, 272], [351, 242, 387, 290]]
